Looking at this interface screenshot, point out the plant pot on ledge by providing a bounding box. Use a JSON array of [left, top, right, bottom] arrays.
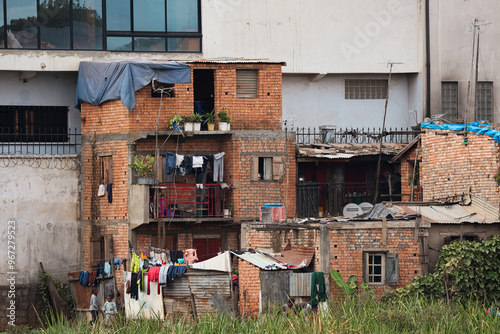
[[184, 122, 194, 132], [207, 123, 215, 131], [137, 176, 155, 185], [218, 122, 229, 131]]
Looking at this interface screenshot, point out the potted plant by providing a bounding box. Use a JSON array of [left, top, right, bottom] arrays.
[[129, 155, 155, 185], [183, 115, 194, 132], [191, 113, 203, 131], [204, 108, 216, 131], [168, 115, 183, 131], [217, 106, 232, 131]]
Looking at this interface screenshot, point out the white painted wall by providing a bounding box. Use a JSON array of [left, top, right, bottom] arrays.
[[0, 71, 80, 131], [283, 73, 420, 129], [0, 0, 423, 75], [429, 0, 500, 121], [0, 158, 80, 284]]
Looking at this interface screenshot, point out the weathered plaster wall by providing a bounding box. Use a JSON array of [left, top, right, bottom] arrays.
[[0, 157, 81, 284]]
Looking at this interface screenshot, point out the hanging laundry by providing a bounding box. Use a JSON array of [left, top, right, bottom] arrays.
[[175, 154, 184, 168], [310, 272, 328, 307], [159, 265, 170, 286], [130, 273, 139, 300], [192, 156, 204, 168], [96, 263, 105, 278], [131, 253, 141, 273], [183, 249, 198, 264], [88, 270, 97, 286], [79, 271, 89, 286], [213, 152, 225, 182], [104, 262, 111, 277], [147, 266, 161, 295], [180, 156, 193, 175], [165, 152, 176, 175], [113, 258, 120, 270], [107, 183, 113, 203]]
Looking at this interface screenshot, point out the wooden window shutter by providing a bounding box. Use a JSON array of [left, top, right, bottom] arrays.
[[90, 237, 104, 267], [101, 156, 113, 184], [250, 156, 259, 181], [236, 70, 258, 98], [386, 253, 399, 285], [272, 156, 284, 180]]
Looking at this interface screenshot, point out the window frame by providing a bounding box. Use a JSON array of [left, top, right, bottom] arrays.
[[250, 155, 285, 182], [0, 0, 202, 52], [441, 81, 458, 120], [345, 79, 388, 100], [476, 81, 493, 122], [236, 69, 258, 98], [363, 251, 399, 286]]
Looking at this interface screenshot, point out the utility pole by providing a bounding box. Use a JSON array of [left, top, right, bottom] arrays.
[[373, 61, 402, 204]]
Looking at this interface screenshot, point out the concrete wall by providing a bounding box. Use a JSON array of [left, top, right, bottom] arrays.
[[0, 71, 80, 131], [0, 1, 423, 75], [283, 73, 420, 129], [0, 157, 81, 284], [429, 0, 500, 121]]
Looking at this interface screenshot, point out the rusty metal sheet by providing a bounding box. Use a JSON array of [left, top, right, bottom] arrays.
[[163, 276, 190, 298], [68, 272, 92, 309], [278, 247, 315, 267], [189, 275, 231, 299], [164, 299, 191, 317], [290, 273, 312, 297], [260, 271, 290, 309]]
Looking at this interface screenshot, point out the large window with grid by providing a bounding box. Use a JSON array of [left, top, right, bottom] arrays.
[[345, 80, 388, 99], [0, 106, 68, 142], [441, 82, 458, 120], [0, 0, 201, 52], [476, 82, 493, 121]]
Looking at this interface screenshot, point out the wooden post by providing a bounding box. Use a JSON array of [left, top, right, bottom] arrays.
[[381, 218, 387, 246]]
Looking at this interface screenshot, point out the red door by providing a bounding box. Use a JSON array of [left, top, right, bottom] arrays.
[[193, 238, 221, 261]]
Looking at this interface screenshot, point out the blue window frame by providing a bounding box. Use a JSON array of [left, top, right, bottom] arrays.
[[0, 0, 201, 52]]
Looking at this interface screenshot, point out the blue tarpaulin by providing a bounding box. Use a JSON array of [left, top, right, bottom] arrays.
[[75, 59, 191, 111], [421, 121, 500, 144]]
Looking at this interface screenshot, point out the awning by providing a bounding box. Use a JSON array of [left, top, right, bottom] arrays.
[[75, 59, 191, 111]]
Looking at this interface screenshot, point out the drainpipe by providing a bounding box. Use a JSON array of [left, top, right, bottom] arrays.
[[425, 0, 431, 118]]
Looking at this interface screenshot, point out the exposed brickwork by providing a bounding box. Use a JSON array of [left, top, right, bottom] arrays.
[[80, 62, 290, 290], [420, 130, 500, 205], [400, 144, 420, 201], [329, 228, 421, 298], [238, 259, 261, 315]]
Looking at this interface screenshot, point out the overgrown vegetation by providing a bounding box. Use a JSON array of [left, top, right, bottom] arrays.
[[38, 270, 74, 323], [23, 297, 500, 334]]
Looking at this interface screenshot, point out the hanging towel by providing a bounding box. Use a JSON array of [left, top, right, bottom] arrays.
[[159, 265, 169, 286], [147, 266, 161, 295], [193, 156, 204, 168], [213, 152, 225, 182], [310, 271, 328, 306]]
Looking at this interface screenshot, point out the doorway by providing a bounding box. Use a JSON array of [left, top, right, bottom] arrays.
[[193, 69, 214, 130]]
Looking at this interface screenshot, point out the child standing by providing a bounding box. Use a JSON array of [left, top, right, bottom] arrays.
[[101, 294, 117, 326], [89, 287, 99, 326]]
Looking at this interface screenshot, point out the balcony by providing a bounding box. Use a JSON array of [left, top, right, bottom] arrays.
[[152, 183, 233, 220]]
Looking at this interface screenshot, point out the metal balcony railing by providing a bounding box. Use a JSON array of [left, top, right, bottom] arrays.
[[0, 128, 81, 155], [154, 183, 232, 219], [296, 127, 421, 145]]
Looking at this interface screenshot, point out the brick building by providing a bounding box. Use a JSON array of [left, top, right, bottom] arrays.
[[238, 219, 426, 314], [79, 60, 296, 296]]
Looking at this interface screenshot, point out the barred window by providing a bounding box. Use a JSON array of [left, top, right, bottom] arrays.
[[476, 82, 493, 121], [441, 82, 458, 120], [345, 80, 388, 99]]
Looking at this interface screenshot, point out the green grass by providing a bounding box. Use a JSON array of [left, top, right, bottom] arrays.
[[16, 296, 500, 334]]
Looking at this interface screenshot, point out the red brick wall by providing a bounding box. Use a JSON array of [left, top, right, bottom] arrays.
[[329, 228, 421, 298], [421, 130, 500, 205], [238, 259, 261, 315]]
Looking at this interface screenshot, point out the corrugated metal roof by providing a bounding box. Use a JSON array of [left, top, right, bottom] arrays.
[[275, 247, 315, 267], [231, 251, 282, 270], [405, 203, 499, 224], [468, 194, 500, 221], [185, 58, 286, 65]]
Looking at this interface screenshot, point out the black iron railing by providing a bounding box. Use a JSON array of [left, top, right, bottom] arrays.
[[296, 127, 421, 145], [0, 128, 81, 154]]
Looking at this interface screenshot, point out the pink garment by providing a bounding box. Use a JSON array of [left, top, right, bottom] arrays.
[[147, 266, 161, 295], [183, 249, 199, 264]]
